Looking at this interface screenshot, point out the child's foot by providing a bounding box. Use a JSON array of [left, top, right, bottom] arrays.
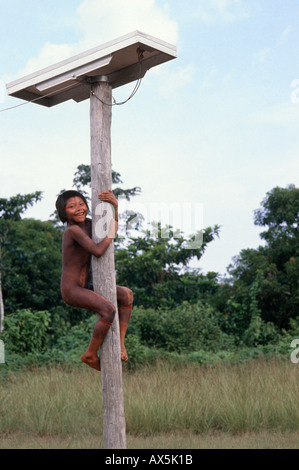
[[121, 345, 128, 362], [80, 352, 101, 371]]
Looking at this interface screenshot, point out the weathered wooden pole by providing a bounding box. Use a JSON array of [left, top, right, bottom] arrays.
[[90, 80, 126, 449]]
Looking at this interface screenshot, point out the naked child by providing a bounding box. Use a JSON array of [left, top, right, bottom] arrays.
[[55, 189, 133, 371]]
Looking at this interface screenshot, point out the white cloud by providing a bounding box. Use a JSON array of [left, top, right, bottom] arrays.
[[252, 101, 299, 127], [194, 0, 249, 24], [16, 0, 178, 77], [151, 63, 195, 96], [19, 42, 76, 77], [76, 0, 178, 49], [200, 66, 219, 89], [279, 25, 294, 44], [253, 48, 271, 65]]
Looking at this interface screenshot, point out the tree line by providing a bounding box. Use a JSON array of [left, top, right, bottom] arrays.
[[1, 166, 298, 365]]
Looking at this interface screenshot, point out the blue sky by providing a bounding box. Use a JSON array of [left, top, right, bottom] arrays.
[[1, 0, 299, 277]]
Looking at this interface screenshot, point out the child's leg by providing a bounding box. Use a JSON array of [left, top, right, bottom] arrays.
[[117, 286, 133, 362], [63, 286, 116, 371], [80, 317, 112, 371]]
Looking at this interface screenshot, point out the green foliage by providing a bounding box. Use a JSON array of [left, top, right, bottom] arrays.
[[217, 278, 280, 346], [54, 315, 94, 353], [2, 176, 298, 371], [0, 192, 42, 222], [121, 334, 158, 369], [254, 184, 299, 244], [72, 164, 141, 203], [128, 301, 234, 353], [0, 191, 43, 331], [224, 185, 299, 331], [116, 223, 221, 308], [46, 314, 160, 368], [2, 219, 63, 313], [0, 304, 292, 371], [2, 309, 50, 353]]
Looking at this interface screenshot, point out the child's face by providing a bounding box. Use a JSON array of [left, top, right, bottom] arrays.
[[65, 197, 88, 224]]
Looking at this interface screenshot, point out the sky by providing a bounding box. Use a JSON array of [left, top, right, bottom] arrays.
[[1, 0, 299, 278]]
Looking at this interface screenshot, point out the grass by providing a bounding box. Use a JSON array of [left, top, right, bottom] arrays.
[[2, 430, 299, 449], [1, 358, 299, 449]]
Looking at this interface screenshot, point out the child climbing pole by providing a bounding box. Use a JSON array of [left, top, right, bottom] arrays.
[[55, 189, 133, 371]]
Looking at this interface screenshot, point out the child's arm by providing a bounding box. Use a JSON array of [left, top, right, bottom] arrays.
[[68, 219, 117, 258]]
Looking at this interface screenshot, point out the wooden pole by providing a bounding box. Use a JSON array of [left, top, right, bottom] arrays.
[[90, 80, 126, 449]]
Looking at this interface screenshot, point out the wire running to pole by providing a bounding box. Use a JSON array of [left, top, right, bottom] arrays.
[[0, 82, 79, 113], [88, 59, 144, 107]]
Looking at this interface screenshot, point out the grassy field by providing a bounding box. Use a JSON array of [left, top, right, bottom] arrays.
[[1, 358, 299, 449]]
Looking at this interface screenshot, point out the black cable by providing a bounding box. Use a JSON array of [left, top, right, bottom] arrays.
[[89, 59, 143, 107], [0, 82, 79, 113]]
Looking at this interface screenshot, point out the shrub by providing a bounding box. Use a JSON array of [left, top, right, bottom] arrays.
[[127, 301, 235, 353], [2, 309, 50, 354]]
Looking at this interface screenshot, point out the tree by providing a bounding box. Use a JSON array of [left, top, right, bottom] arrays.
[[73, 164, 141, 202], [225, 185, 299, 333], [0, 192, 42, 331], [254, 185, 299, 241], [115, 223, 221, 308], [254, 184, 299, 268], [2, 218, 62, 313]]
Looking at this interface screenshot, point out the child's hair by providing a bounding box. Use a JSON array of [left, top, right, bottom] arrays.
[[55, 190, 89, 223]]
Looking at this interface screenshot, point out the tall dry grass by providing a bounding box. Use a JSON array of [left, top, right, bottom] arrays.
[[124, 359, 299, 435], [1, 358, 299, 441], [0, 367, 102, 436]]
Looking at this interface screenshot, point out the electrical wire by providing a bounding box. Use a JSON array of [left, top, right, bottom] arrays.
[[88, 59, 144, 107], [0, 81, 80, 113]]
